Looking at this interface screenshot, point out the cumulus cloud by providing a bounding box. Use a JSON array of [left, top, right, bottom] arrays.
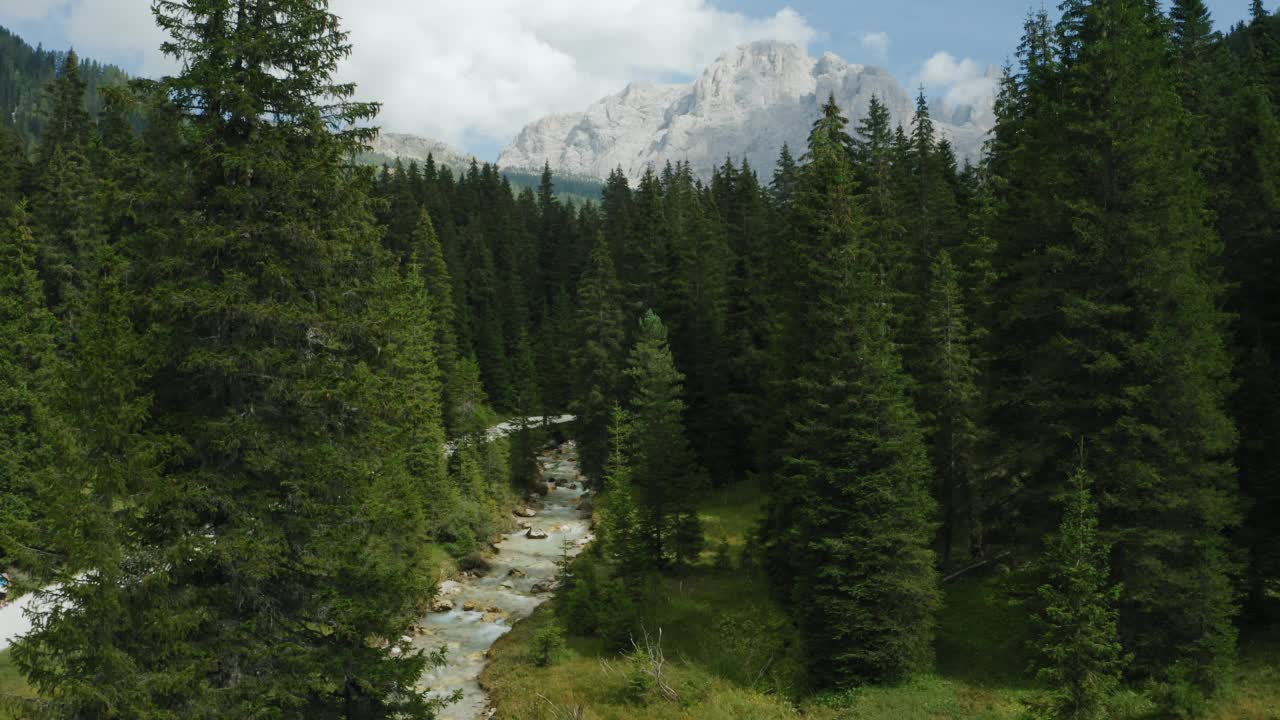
[[12, 0, 815, 153], [6, 1, 173, 76], [918, 51, 998, 125], [859, 31, 890, 63]]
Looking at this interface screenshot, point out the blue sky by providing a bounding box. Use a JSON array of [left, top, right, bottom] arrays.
[[0, 0, 1268, 159], [728, 0, 1260, 84]]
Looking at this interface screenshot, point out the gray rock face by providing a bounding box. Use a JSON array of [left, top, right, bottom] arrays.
[[366, 132, 477, 173], [499, 41, 995, 181]]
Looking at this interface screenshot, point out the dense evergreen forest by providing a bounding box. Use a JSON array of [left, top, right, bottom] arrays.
[[0, 27, 130, 153], [0, 0, 1278, 718]]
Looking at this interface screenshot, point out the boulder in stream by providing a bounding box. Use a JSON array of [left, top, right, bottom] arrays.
[[525, 527, 549, 540], [514, 507, 537, 518], [508, 568, 527, 578], [431, 598, 454, 613], [462, 600, 481, 612]]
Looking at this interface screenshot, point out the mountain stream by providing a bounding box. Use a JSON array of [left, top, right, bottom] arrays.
[[412, 441, 591, 719]]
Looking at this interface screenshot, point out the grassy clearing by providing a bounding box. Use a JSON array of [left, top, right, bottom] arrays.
[[1208, 629, 1280, 720], [481, 481, 1280, 720], [0, 650, 34, 719]]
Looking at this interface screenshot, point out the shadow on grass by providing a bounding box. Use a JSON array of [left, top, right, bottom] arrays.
[[935, 573, 1042, 692]]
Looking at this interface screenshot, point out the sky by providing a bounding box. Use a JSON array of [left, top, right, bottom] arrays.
[[0, 0, 1266, 160]]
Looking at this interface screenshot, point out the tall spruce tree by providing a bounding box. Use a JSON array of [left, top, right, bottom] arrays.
[[990, 0, 1240, 702], [0, 205, 56, 565], [625, 310, 705, 568], [1177, 0, 1280, 621], [0, 125, 28, 215], [599, 403, 651, 592], [720, 159, 775, 477], [571, 233, 626, 482], [32, 51, 97, 312], [15, 217, 164, 719], [766, 96, 939, 687], [664, 164, 733, 484], [507, 328, 544, 493], [920, 250, 983, 566], [1031, 469, 1125, 720], [16, 2, 446, 716]]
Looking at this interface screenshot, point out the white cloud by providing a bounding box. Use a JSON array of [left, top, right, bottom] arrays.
[[11, 0, 815, 154], [919, 51, 995, 107], [3, 0, 173, 75], [917, 51, 998, 125], [859, 31, 890, 63]]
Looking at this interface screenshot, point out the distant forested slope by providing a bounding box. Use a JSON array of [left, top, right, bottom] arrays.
[[0, 25, 130, 149]]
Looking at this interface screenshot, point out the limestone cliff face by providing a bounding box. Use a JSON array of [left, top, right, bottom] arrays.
[[499, 41, 995, 181], [366, 132, 476, 172]]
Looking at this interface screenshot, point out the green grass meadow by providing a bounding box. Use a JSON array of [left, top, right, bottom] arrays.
[[479, 481, 1280, 720]]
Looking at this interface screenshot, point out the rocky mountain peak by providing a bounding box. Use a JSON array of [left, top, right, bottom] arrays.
[[498, 42, 995, 181]]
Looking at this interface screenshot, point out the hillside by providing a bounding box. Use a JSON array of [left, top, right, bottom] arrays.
[[0, 25, 130, 148], [362, 131, 605, 203]]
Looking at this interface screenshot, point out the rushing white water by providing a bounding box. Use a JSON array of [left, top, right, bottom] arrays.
[[414, 442, 591, 720]]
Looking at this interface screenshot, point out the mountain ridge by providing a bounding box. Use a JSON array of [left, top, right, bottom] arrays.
[[498, 40, 997, 181]]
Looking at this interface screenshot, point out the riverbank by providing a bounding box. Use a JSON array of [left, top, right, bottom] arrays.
[[415, 441, 593, 720]]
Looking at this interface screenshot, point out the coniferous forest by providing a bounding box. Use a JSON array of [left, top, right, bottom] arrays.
[[0, 1, 1279, 719]]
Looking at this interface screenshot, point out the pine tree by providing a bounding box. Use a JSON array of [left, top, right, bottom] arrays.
[[770, 142, 799, 207], [624, 168, 667, 318], [664, 165, 733, 483], [31, 51, 98, 311], [571, 233, 626, 482], [446, 354, 506, 547], [537, 286, 575, 412], [1031, 469, 1124, 720], [534, 163, 566, 308], [508, 328, 545, 493], [35, 50, 90, 168], [625, 311, 705, 568], [766, 96, 939, 687], [920, 250, 983, 566], [781, 237, 939, 687], [1175, 1, 1280, 621], [367, 254, 451, 544], [415, 211, 458, 366], [14, 220, 163, 719], [990, 0, 1240, 701], [0, 204, 56, 565], [601, 167, 634, 275], [720, 159, 776, 477], [461, 223, 513, 410], [599, 403, 651, 592], [761, 98, 864, 584], [16, 2, 445, 715], [0, 125, 27, 216], [897, 91, 964, 368]]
